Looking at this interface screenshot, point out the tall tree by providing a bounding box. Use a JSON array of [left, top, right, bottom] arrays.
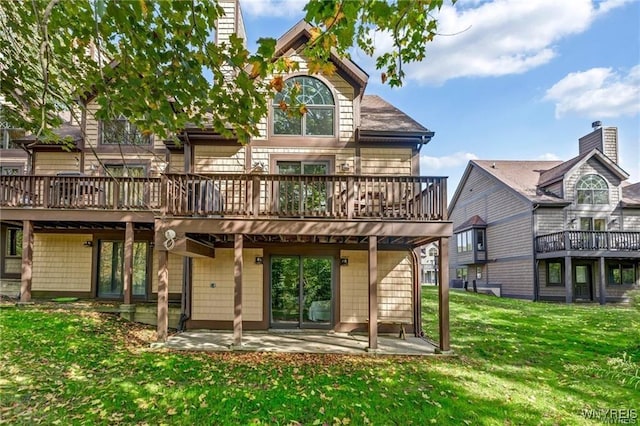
[[0, 0, 449, 143]]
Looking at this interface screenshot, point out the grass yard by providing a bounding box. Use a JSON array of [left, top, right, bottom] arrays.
[[1, 290, 638, 425]]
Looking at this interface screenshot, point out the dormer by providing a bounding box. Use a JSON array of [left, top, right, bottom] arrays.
[[453, 215, 487, 265]]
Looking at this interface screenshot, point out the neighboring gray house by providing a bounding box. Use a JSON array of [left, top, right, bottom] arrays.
[[448, 123, 640, 303]]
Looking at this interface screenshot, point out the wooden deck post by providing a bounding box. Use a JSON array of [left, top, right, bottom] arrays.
[[438, 237, 450, 352], [598, 256, 606, 305], [123, 221, 134, 305], [20, 220, 34, 303], [368, 235, 378, 350], [157, 250, 169, 342], [233, 234, 243, 347], [564, 256, 573, 303]]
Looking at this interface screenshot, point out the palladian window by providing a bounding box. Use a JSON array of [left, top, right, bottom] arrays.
[[576, 174, 608, 204], [272, 76, 335, 137]]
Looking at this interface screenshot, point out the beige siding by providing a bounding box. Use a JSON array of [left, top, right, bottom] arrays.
[[168, 153, 185, 173], [32, 234, 92, 292], [34, 152, 80, 175], [339, 250, 412, 323], [450, 166, 533, 288], [535, 208, 566, 235], [378, 251, 413, 321], [254, 53, 355, 142], [340, 250, 368, 322], [151, 252, 184, 294], [489, 258, 533, 298], [622, 210, 640, 231], [85, 101, 100, 148], [191, 248, 263, 321], [252, 147, 355, 174], [194, 145, 245, 173], [564, 157, 622, 205], [361, 148, 412, 175]]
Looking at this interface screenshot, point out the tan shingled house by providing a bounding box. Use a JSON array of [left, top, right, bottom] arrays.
[[0, 1, 453, 351], [448, 124, 640, 302]]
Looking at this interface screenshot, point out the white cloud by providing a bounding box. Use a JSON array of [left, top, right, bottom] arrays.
[[420, 152, 479, 170], [240, 0, 307, 18], [359, 0, 629, 85], [543, 66, 640, 118], [536, 153, 562, 161]]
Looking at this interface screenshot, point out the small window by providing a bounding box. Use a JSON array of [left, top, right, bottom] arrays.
[[6, 228, 23, 257], [547, 261, 563, 286], [476, 229, 485, 251], [272, 76, 335, 137], [608, 263, 636, 285], [101, 116, 151, 145], [0, 166, 22, 175], [576, 174, 608, 204], [456, 267, 468, 282], [1, 127, 25, 149]]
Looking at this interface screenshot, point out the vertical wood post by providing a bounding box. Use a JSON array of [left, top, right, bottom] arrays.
[[598, 256, 606, 305], [20, 220, 34, 303], [233, 234, 243, 346], [346, 176, 355, 219], [157, 250, 169, 342], [564, 256, 573, 303], [368, 235, 378, 350], [252, 176, 260, 218], [123, 221, 134, 305], [438, 237, 450, 352]]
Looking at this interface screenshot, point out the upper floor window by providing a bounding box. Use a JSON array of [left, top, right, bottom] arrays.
[[0, 165, 22, 175], [101, 115, 151, 145], [272, 76, 335, 137], [576, 174, 608, 204], [456, 230, 473, 253], [1, 127, 25, 149]]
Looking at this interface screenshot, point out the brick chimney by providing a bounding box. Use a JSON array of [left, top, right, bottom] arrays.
[[578, 121, 618, 164]]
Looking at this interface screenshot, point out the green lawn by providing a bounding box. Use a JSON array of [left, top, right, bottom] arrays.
[[1, 290, 638, 425]]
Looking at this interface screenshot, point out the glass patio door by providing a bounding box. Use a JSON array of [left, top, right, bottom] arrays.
[[276, 161, 329, 214], [270, 256, 332, 328], [97, 240, 148, 298]]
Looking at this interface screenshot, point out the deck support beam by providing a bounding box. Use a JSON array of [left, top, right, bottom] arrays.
[[20, 220, 34, 303], [368, 235, 378, 350], [438, 237, 450, 352], [123, 221, 134, 305], [598, 256, 606, 305], [233, 234, 243, 347], [157, 250, 169, 342], [564, 256, 573, 303]]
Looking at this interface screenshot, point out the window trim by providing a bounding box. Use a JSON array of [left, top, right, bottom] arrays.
[[1, 225, 23, 279], [0, 163, 24, 175], [99, 116, 152, 146], [96, 239, 151, 300], [576, 174, 609, 205], [269, 75, 339, 140], [546, 261, 564, 287], [607, 262, 637, 286]]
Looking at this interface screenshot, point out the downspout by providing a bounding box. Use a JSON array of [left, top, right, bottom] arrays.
[[410, 248, 422, 337], [532, 203, 540, 301]]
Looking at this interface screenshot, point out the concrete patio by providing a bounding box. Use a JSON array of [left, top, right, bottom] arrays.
[[160, 330, 438, 356]]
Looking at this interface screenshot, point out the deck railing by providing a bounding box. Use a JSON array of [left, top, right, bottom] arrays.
[[0, 173, 448, 221], [0, 175, 162, 210], [536, 230, 640, 252], [163, 173, 447, 220]]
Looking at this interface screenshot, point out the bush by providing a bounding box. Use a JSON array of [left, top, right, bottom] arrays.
[[628, 289, 640, 311]]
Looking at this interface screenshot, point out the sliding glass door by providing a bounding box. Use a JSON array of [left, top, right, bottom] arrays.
[[271, 256, 333, 328]]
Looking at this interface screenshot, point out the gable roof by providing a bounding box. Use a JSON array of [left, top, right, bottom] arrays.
[[622, 182, 640, 206], [359, 95, 431, 134], [539, 148, 629, 186], [275, 20, 369, 97], [453, 215, 487, 232]]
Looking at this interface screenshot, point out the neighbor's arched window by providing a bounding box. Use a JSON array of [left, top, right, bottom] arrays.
[[576, 174, 609, 204], [272, 76, 335, 136]]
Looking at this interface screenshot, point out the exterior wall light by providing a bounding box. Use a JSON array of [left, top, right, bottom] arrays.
[[83, 240, 93, 247], [340, 257, 349, 266], [255, 256, 264, 264]]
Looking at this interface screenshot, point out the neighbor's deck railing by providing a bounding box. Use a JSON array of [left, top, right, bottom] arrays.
[[163, 173, 447, 220], [0, 175, 162, 210], [0, 173, 448, 221], [536, 230, 640, 252]]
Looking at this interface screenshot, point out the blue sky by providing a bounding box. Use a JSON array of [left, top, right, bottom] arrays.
[[238, 0, 639, 194]]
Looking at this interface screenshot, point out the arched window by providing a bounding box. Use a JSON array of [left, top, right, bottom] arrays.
[[272, 76, 335, 136], [576, 174, 609, 204]]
